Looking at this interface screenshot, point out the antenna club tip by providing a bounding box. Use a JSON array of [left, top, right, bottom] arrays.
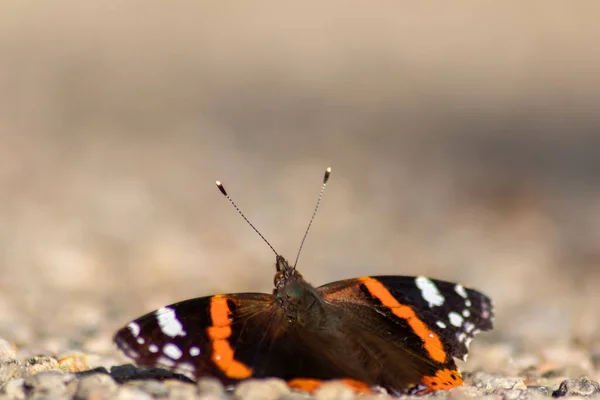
[[216, 181, 228, 196], [323, 167, 332, 183]]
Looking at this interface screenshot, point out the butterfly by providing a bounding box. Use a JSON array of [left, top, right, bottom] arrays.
[[114, 168, 494, 394]]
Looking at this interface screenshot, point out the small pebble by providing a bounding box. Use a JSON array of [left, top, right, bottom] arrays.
[[471, 372, 527, 393], [58, 353, 90, 373], [23, 371, 74, 397], [447, 385, 483, 398], [131, 379, 170, 397], [233, 378, 290, 400], [115, 385, 154, 400], [75, 372, 118, 399], [23, 356, 60, 376], [279, 393, 312, 400], [1, 377, 26, 399], [552, 376, 600, 397], [0, 360, 22, 385], [501, 388, 543, 400], [315, 381, 355, 400], [166, 380, 199, 400], [197, 377, 227, 399]]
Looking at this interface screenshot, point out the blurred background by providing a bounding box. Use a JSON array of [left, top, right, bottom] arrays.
[[0, 1, 599, 366]]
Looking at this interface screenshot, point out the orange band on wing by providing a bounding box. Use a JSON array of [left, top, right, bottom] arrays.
[[208, 295, 253, 379], [288, 378, 371, 393], [209, 296, 231, 326], [359, 277, 447, 364], [421, 368, 463, 391], [288, 378, 322, 392], [207, 325, 232, 339], [340, 378, 372, 393]]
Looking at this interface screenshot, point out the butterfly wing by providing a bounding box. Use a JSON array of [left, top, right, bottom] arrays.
[[317, 276, 494, 393], [114, 293, 277, 383]]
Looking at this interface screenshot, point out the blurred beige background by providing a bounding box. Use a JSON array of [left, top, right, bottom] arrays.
[[0, 1, 599, 355]]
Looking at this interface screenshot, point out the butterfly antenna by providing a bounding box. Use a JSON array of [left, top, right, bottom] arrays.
[[293, 167, 331, 269], [216, 181, 279, 257]]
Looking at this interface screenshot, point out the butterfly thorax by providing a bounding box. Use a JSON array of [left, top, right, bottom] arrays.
[[273, 255, 327, 327]]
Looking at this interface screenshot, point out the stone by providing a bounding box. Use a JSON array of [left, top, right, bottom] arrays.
[[130, 379, 170, 397], [233, 378, 290, 400], [1, 378, 26, 399], [470, 372, 527, 393], [314, 381, 356, 400], [23, 371, 74, 398], [552, 377, 600, 397], [0, 360, 22, 385], [196, 377, 228, 400], [22, 356, 60, 376], [166, 380, 200, 400], [74, 372, 118, 399], [115, 385, 154, 400], [58, 353, 89, 373]]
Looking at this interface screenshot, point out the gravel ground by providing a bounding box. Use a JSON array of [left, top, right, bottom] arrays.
[[1, 2, 600, 399]]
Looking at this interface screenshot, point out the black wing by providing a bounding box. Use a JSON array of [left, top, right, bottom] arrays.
[[114, 293, 276, 383]]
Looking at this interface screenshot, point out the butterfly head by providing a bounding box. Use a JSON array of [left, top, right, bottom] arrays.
[[274, 255, 302, 289], [273, 254, 324, 325]]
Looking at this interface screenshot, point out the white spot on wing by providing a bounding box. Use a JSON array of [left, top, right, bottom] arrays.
[[127, 322, 140, 337], [163, 343, 183, 360], [449, 311, 464, 327], [462, 309, 471, 317], [189, 346, 201, 357], [465, 336, 474, 348], [464, 322, 475, 333], [455, 284, 468, 299], [415, 276, 445, 307], [156, 307, 186, 338], [149, 344, 159, 353], [436, 321, 447, 329], [136, 337, 145, 345]]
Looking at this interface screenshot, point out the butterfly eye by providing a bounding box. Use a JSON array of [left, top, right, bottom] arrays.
[[274, 271, 284, 286]]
